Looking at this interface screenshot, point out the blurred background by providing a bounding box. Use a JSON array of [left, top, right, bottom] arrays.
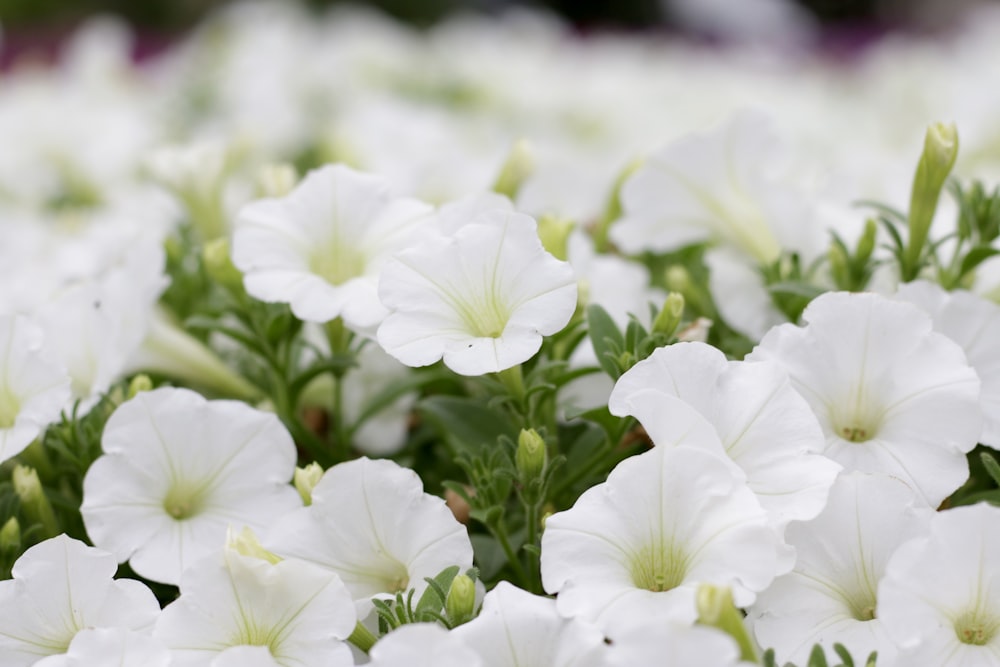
[[2, 0, 998, 34]]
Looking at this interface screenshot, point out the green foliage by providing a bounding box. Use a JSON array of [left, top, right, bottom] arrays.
[[761, 643, 877, 667]]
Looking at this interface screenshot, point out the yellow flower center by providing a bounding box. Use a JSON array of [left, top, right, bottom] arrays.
[[628, 541, 689, 593]]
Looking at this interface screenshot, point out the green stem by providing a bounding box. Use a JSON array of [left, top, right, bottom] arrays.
[[497, 365, 526, 406], [347, 621, 378, 653], [525, 500, 542, 594], [325, 318, 353, 461], [490, 519, 531, 589]]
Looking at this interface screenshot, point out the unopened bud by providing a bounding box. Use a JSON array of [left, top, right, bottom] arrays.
[[226, 526, 281, 564], [904, 122, 959, 280], [294, 462, 324, 506], [202, 238, 245, 292], [696, 584, 759, 663], [127, 374, 153, 399], [445, 573, 477, 626], [13, 465, 58, 538], [255, 163, 298, 198], [515, 429, 547, 482], [665, 265, 692, 294], [0, 517, 20, 554], [651, 292, 685, 337], [537, 215, 574, 261], [493, 139, 534, 199], [856, 218, 878, 265]]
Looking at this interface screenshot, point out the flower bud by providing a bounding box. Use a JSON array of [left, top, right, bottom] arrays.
[[0, 517, 20, 555], [516, 429, 547, 482], [445, 573, 477, 626], [493, 139, 534, 199], [294, 462, 324, 506], [537, 215, 574, 261], [226, 526, 281, 564], [651, 292, 685, 337], [202, 238, 245, 293], [904, 122, 959, 280], [255, 163, 298, 198], [696, 584, 758, 663], [127, 374, 154, 399], [13, 465, 58, 538], [856, 218, 878, 265]]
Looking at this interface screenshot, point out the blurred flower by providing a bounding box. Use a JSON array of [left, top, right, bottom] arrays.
[[33, 629, 170, 667], [367, 624, 482, 667]]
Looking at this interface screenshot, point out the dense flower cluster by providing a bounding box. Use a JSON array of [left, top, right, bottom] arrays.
[[2, 2, 1000, 666]]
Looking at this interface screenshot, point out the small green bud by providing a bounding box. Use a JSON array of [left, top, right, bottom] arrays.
[[856, 218, 878, 265], [664, 265, 692, 294], [696, 584, 758, 663], [13, 465, 58, 538], [127, 374, 154, 399], [226, 526, 282, 564], [492, 139, 534, 199], [445, 573, 477, 626], [904, 122, 959, 281], [255, 163, 298, 198], [515, 429, 547, 482], [828, 241, 850, 288], [294, 462, 324, 506], [651, 292, 685, 337], [0, 517, 21, 554], [202, 238, 245, 292], [537, 215, 574, 261]]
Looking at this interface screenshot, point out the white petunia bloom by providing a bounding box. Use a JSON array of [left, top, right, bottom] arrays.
[[0, 535, 160, 667], [0, 314, 70, 464], [607, 609, 746, 667], [265, 457, 474, 616], [232, 164, 432, 331], [377, 209, 577, 375], [748, 291, 982, 507], [33, 629, 171, 667], [367, 623, 483, 667], [609, 341, 840, 531], [747, 472, 933, 666], [81, 387, 302, 585], [154, 544, 356, 667], [893, 279, 1000, 447], [879, 503, 1000, 667], [610, 111, 820, 265], [541, 413, 782, 631], [451, 581, 609, 667]]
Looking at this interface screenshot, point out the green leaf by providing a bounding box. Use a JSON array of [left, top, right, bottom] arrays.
[[807, 644, 829, 667], [415, 565, 460, 616], [418, 395, 519, 455], [854, 199, 907, 224], [959, 246, 1000, 280], [586, 304, 624, 379], [765, 282, 827, 301], [982, 451, 1000, 486], [832, 643, 854, 667]]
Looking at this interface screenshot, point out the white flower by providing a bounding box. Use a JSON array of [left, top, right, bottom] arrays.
[[0, 535, 160, 667], [232, 164, 432, 331], [0, 314, 70, 464], [893, 279, 1000, 447], [607, 611, 745, 667], [33, 629, 170, 667], [879, 503, 1000, 667], [747, 472, 933, 666], [748, 291, 982, 507], [265, 457, 474, 615], [609, 342, 840, 530], [154, 545, 356, 667], [610, 111, 820, 265], [541, 424, 781, 631], [367, 624, 483, 667], [81, 387, 302, 585], [451, 581, 609, 667], [377, 209, 577, 376]]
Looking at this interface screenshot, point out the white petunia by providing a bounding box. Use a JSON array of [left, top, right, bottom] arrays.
[[747, 472, 933, 666], [81, 387, 302, 585], [609, 341, 840, 530], [0, 535, 160, 667], [232, 164, 432, 331], [748, 291, 982, 507], [154, 544, 356, 667], [367, 623, 483, 667], [33, 629, 170, 667], [879, 503, 1000, 667], [0, 314, 70, 464], [893, 279, 1000, 447], [377, 209, 577, 376], [607, 610, 746, 667], [265, 457, 474, 616], [541, 415, 782, 632], [451, 581, 609, 667]]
